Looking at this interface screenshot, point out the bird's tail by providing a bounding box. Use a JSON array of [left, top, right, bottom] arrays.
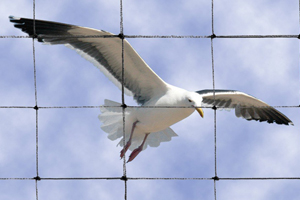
[[98, 99, 125, 142], [99, 99, 178, 151], [99, 99, 142, 150]]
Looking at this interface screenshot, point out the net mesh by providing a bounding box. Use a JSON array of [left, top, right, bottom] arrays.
[[0, 0, 299, 199]]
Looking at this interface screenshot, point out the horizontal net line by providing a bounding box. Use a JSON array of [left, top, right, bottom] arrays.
[[0, 105, 300, 110], [1, 34, 299, 39], [0, 35, 31, 38], [41, 177, 121, 180], [1, 176, 299, 181], [129, 177, 300, 180], [219, 177, 300, 180], [36, 177, 211, 181], [0, 178, 34, 180], [0, 105, 299, 109], [216, 35, 300, 39], [0, 106, 36, 109]]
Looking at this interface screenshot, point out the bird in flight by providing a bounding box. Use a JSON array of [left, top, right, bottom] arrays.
[[10, 16, 293, 162]]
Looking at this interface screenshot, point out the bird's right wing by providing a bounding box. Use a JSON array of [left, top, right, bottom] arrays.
[[9, 16, 168, 105], [197, 89, 293, 125]]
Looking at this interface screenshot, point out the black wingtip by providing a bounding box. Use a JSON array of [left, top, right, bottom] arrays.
[[9, 16, 77, 39], [9, 16, 21, 23], [9, 16, 25, 31], [9, 15, 16, 20]]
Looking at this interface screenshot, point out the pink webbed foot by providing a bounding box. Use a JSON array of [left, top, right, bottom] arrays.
[[120, 141, 131, 159], [127, 145, 143, 163], [120, 121, 139, 159], [127, 133, 149, 163]]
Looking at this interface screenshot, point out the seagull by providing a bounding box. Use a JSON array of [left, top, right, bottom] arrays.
[[9, 16, 294, 162]]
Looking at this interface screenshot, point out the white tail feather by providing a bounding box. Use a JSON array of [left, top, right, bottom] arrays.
[[99, 99, 178, 151]]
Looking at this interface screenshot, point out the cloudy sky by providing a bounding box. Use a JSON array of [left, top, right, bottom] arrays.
[[0, 0, 299, 199]]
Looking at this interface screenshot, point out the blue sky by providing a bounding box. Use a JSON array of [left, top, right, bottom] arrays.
[[0, 0, 300, 199]]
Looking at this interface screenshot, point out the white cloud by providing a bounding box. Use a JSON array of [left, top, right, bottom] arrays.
[[214, 0, 299, 35]]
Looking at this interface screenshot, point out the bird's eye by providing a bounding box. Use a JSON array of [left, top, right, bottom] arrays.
[[188, 99, 192, 103]]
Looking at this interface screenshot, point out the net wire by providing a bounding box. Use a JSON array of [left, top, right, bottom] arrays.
[[1, 0, 300, 200]]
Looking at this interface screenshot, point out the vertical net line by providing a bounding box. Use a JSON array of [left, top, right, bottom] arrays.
[[211, 0, 215, 35], [210, 37, 218, 199], [35, 178, 38, 200], [214, 178, 217, 200], [121, 38, 128, 199], [120, 0, 128, 199], [32, 27, 39, 178], [120, 0, 124, 35], [211, 0, 218, 199], [213, 108, 217, 200], [32, 0, 39, 200], [35, 108, 39, 176]]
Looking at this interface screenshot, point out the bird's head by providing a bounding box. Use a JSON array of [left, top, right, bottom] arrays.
[[186, 92, 204, 118]]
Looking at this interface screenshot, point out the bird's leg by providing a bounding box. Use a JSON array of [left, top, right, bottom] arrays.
[[127, 133, 150, 163], [120, 120, 139, 159]]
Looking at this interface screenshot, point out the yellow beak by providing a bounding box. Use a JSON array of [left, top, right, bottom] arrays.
[[195, 107, 204, 118]]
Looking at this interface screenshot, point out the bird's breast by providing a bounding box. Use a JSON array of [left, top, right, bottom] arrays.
[[135, 107, 194, 133]]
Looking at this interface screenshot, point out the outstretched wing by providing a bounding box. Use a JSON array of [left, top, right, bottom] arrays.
[[197, 89, 293, 125], [9, 16, 168, 105]]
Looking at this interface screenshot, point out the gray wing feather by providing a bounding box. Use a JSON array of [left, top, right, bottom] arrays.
[[9, 16, 167, 105], [197, 89, 293, 125]]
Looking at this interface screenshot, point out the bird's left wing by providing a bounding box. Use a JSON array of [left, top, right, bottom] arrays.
[[9, 16, 168, 105], [197, 89, 293, 125]]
